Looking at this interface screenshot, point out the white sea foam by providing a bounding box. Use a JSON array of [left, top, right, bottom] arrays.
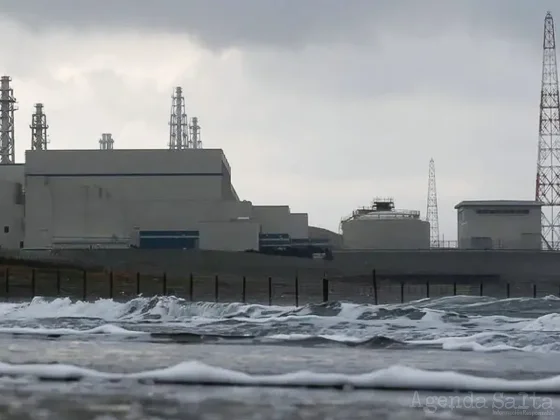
[[0, 295, 558, 353], [0, 360, 558, 393], [0, 324, 147, 336]]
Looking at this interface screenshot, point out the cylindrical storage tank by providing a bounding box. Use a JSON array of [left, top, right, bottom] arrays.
[[341, 212, 430, 249]]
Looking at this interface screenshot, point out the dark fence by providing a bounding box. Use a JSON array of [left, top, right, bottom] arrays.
[[1, 266, 559, 305]]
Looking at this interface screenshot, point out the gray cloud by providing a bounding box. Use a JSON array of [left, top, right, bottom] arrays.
[[0, 0, 556, 50]]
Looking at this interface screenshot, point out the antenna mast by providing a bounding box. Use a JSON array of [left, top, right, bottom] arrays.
[[0, 76, 16, 163], [190, 116, 202, 149], [427, 158, 440, 247], [169, 87, 189, 149], [536, 12, 560, 250], [30, 103, 49, 151]]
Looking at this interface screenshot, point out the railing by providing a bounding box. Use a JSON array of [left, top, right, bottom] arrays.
[[1, 266, 559, 305], [431, 240, 458, 249]]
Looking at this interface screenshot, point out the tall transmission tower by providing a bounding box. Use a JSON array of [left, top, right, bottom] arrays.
[[30, 103, 49, 151], [0, 76, 16, 164], [535, 11, 560, 250], [169, 87, 189, 150], [427, 158, 440, 248], [99, 133, 114, 150], [190, 116, 202, 149]]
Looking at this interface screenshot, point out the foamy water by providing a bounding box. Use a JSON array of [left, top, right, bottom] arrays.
[[0, 295, 560, 418], [0, 295, 559, 353]]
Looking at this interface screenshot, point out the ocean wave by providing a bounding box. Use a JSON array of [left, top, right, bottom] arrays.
[[0, 295, 559, 353], [0, 360, 558, 393], [0, 324, 147, 337]]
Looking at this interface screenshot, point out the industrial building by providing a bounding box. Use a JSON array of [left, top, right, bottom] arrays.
[[340, 199, 430, 250], [455, 200, 542, 250], [0, 148, 321, 251], [0, 148, 323, 251]]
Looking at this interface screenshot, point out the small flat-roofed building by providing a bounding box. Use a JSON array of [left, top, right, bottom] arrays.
[[455, 200, 542, 250]]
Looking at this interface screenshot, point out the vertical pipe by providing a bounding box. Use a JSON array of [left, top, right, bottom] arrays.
[[189, 273, 194, 301], [56, 269, 61, 296], [5, 267, 9, 296], [480, 282, 483, 297], [82, 270, 87, 302], [214, 275, 219, 302], [372, 269, 378, 305], [268, 276, 272, 306], [136, 272, 141, 295], [162, 272, 167, 296], [507, 283, 510, 299], [109, 271, 114, 300], [322, 278, 329, 302], [400, 282, 404, 303], [533, 284, 537, 299], [295, 274, 299, 307], [426, 280, 430, 299], [453, 282, 457, 296], [242, 276, 246, 303], [31, 268, 36, 298]]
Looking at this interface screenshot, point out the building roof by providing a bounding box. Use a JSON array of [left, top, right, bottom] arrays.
[[454, 200, 543, 209]]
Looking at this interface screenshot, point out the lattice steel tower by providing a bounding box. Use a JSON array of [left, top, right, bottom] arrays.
[[427, 158, 440, 247], [30, 103, 49, 151], [536, 12, 560, 250], [189, 116, 202, 149], [99, 133, 114, 150], [169, 87, 189, 150], [0, 76, 16, 164]]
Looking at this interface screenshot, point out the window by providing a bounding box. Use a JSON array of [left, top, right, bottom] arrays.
[[3, 226, 8, 233]]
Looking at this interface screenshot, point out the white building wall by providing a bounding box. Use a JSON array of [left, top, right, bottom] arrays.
[[198, 220, 260, 251], [24, 180, 128, 247], [24, 148, 244, 248], [457, 205, 541, 249], [0, 180, 24, 249], [0, 164, 24, 184], [252, 205, 292, 234], [342, 218, 430, 249], [26, 174, 225, 202], [122, 199, 252, 232], [289, 213, 309, 239], [24, 175, 253, 248]]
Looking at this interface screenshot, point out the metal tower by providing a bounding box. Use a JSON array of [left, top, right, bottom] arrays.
[[427, 158, 440, 247], [0, 76, 16, 164], [169, 87, 189, 150], [30, 103, 49, 151], [190, 117, 202, 149], [536, 12, 560, 250], [99, 133, 114, 150]]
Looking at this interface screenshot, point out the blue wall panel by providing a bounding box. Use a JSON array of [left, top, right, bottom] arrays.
[[139, 237, 198, 249]]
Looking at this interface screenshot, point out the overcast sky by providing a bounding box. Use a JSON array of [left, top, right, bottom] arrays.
[[0, 0, 555, 239]]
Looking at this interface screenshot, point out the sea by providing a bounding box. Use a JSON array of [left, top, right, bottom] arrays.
[[0, 295, 559, 419]]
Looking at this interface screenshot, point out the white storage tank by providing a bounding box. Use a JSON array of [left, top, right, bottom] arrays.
[[341, 199, 429, 250]]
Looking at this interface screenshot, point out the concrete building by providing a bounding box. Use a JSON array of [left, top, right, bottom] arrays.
[[0, 164, 25, 250], [455, 200, 542, 250], [0, 179, 24, 249], [340, 199, 430, 250], [0, 148, 319, 252]]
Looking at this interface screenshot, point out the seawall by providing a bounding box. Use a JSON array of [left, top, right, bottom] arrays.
[[3, 248, 560, 282]]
